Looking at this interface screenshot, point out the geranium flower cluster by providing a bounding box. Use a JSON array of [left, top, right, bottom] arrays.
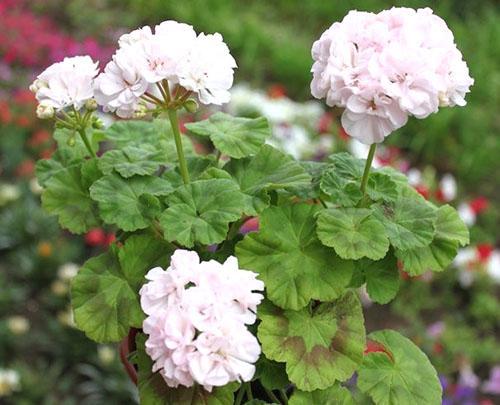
[[311, 7, 473, 144], [29, 20, 236, 119], [95, 21, 236, 117], [139, 250, 264, 391]]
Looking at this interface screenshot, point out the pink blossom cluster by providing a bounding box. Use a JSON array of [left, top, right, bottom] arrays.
[[311, 7, 473, 144], [0, 1, 112, 69], [139, 250, 264, 391], [94, 21, 237, 117]]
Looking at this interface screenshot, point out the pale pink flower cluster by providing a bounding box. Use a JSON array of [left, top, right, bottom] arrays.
[[30, 55, 99, 115], [311, 7, 473, 144], [94, 21, 236, 117], [139, 250, 264, 391]]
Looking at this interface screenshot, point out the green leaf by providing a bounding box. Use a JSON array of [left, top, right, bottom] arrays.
[[434, 205, 469, 246], [41, 160, 102, 234], [105, 119, 193, 162], [258, 291, 365, 391], [356, 254, 400, 304], [358, 330, 442, 405], [327, 153, 364, 179], [236, 204, 353, 310], [90, 173, 172, 231], [185, 112, 270, 159], [373, 198, 437, 251], [71, 250, 143, 342], [99, 145, 164, 178], [53, 127, 104, 159], [396, 205, 468, 275], [288, 309, 338, 352], [289, 383, 355, 405], [225, 145, 311, 215], [118, 233, 171, 290], [160, 179, 246, 247], [136, 334, 237, 405], [255, 357, 289, 390], [320, 170, 363, 207], [36, 148, 83, 187], [317, 208, 389, 260], [366, 172, 398, 202]]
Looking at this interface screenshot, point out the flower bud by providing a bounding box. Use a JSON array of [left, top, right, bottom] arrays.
[[133, 103, 148, 119], [183, 98, 198, 113], [67, 134, 76, 147], [29, 79, 47, 94], [36, 102, 55, 119], [85, 98, 98, 111]]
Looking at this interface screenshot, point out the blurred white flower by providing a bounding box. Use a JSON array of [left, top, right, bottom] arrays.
[[438, 174, 457, 201], [0, 369, 20, 397], [57, 263, 79, 281], [6, 316, 30, 335]]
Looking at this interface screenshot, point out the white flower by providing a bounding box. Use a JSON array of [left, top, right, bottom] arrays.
[[311, 7, 473, 144], [178, 33, 237, 105], [58, 262, 79, 281], [139, 250, 264, 391], [487, 251, 500, 283], [95, 20, 236, 115], [32, 56, 99, 111], [7, 316, 30, 335], [94, 46, 149, 118], [0, 369, 20, 397], [458, 202, 476, 227], [439, 174, 457, 201]]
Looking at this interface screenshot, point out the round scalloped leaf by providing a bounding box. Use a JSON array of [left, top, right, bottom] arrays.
[[224, 145, 311, 215], [104, 119, 193, 162], [289, 383, 355, 405], [41, 160, 102, 234], [373, 198, 437, 251], [160, 179, 246, 247], [258, 291, 365, 391], [358, 330, 442, 405], [236, 203, 353, 310], [396, 205, 468, 275], [355, 254, 400, 304], [317, 208, 389, 260], [185, 112, 270, 159], [366, 172, 398, 202], [71, 250, 143, 343], [320, 170, 363, 207], [90, 173, 172, 232], [99, 145, 164, 178]]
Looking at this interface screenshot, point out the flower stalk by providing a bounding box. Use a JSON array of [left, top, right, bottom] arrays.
[[360, 143, 377, 196], [167, 108, 190, 185]]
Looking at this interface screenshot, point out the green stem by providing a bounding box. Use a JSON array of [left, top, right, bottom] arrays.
[[77, 127, 97, 158], [167, 109, 190, 185], [279, 389, 288, 404], [360, 143, 377, 196], [264, 387, 281, 404], [245, 383, 253, 400], [234, 385, 246, 405]]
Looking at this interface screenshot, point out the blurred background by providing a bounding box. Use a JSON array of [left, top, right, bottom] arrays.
[[0, 0, 498, 403]]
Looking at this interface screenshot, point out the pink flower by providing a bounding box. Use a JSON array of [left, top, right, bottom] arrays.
[[139, 250, 264, 391], [311, 7, 473, 144]]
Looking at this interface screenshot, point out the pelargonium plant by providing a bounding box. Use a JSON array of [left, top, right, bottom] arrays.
[[31, 8, 472, 404]]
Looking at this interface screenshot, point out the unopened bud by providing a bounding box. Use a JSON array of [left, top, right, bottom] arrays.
[[133, 103, 148, 119], [29, 79, 46, 94], [85, 98, 98, 111], [67, 134, 76, 147], [36, 102, 55, 119], [183, 98, 198, 113], [92, 118, 104, 129]]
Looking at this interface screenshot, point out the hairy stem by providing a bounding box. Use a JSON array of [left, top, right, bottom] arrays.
[[264, 387, 281, 404], [167, 108, 190, 184]]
